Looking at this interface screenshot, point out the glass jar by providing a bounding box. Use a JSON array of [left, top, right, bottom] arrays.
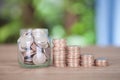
[[17, 28, 51, 68]]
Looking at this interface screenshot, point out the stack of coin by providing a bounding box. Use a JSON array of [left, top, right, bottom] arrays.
[[81, 54, 94, 67], [95, 57, 108, 67], [52, 39, 67, 67], [67, 46, 80, 67]]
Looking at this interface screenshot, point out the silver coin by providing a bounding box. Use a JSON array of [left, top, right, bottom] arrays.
[[33, 53, 47, 65]]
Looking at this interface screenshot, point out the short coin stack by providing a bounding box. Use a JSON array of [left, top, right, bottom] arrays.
[[67, 46, 80, 67], [52, 39, 67, 67], [81, 54, 94, 67], [95, 57, 108, 67]]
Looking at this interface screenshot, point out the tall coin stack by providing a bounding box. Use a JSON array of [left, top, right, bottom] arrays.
[[81, 54, 94, 67], [67, 46, 80, 67], [52, 39, 67, 67]]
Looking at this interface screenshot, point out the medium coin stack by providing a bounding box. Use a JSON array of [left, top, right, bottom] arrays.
[[52, 39, 67, 67], [95, 57, 108, 67], [81, 54, 94, 67], [67, 46, 80, 67]]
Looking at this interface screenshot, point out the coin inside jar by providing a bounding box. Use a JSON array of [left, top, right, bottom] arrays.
[[33, 53, 47, 65]]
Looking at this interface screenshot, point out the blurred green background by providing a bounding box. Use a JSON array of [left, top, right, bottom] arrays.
[[0, 0, 95, 46]]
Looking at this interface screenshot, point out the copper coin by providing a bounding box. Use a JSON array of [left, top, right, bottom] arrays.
[[53, 50, 66, 53], [67, 55, 80, 59], [53, 55, 66, 58], [54, 63, 66, 67], [30, 42, 37, 52], [81, 64, 94, 67], [53, 47, 66, 51], [53, 39, 66, 44], [67, 49, 80, 52], [67, 63, 80, 67], [53, 53, 66, 56], [67, 58, 80, 62], [81, 62, 95, 65], [81, 61, 94, 64], [81, 54, 93, 57], [68, 51, 80, 54], [53, 58, 66, 61], [54, 61, 66, 64], [95, 62, 108, 67], [53, 57, 66, 61], [53, 44, 67, 47], [67, 45, 80, 50], [95, 57, 108, 67], [67, 53, 80, 56], [81, 57, 94, 61], [67, 61, 80, 64], [81, 54, 94, 60]]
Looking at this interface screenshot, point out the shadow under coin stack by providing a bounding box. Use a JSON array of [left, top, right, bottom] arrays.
[[81, 54, 94, 67], [67, 46, 80, 67], [52, 39, 67, 67]]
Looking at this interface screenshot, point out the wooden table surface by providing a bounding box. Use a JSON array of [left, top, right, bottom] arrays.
[[0, 44, 120, 80]]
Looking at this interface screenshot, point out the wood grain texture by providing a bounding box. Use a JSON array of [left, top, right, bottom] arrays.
[[0, 44, 120, 80]]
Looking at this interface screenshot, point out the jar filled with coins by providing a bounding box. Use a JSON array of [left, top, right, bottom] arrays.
[[17, 28, 51, 68]]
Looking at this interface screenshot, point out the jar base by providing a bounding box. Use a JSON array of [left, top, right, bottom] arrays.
[[18, 60, 51, 68]]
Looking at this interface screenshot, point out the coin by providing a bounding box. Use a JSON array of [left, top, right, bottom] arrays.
[[81, 54, 94, 59], [67, 46, 80, 50], [34, 37, 48, 47], [68, 50, 80, 53], [24, 56, 33, 62], [95, 57, 108, 67], [31, 42, 37, 52], [67, 55, 80, 59], [22, 50, 35, 57], [33, 53, 47, 65], [44, 47, 51, 59], [53, 56, 66, 61], [20, 34, 33, 49], [67, 63, 80, 67], [54, 44, 66, 47], [24, 55, 33, 65], [53, 51, 67, 55], [53, 47, 66, 51], [54, 61, 66, 64], [81, 61, 94, 64], [54, 63, 66, 67], [67, 58, 80, 61], [32, 29, 48, 36], [81, 63, 94, 67], [53, 39, 66, 44]]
